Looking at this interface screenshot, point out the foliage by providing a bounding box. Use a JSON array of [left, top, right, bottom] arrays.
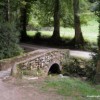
[[0, 22, 23, 60], [90, 0, 100, 78], [0, 0, 20, 22], [96, 1, 100, 49], [29, 0, 90, 28], [62, 57, 97, 81], [20, 0, 36, 24], [30, 0, 54, 27]]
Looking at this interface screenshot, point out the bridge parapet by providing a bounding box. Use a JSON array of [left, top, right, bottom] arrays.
[[13, 49, 69, 76], [0, 49, 69, 77]]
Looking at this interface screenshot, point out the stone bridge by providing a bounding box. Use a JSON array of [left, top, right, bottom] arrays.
[[0, 49, 69, 77]]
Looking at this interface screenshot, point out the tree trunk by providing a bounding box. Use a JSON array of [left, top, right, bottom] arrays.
[[52, 0, 60, 41], [73, 0, 84, 47], [95, 18, 100, 83], [95, 58, 100, 83], [20, 4, 28, 42], [3, 0, 10, 22]]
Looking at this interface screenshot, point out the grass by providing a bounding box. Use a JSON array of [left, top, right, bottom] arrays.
[[41, 76, 100, 100], [27, 20, 99, 44]]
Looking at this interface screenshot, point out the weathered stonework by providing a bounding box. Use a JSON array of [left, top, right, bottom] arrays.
[[0, 49, 46, 70], [0, 49, 69, 77]]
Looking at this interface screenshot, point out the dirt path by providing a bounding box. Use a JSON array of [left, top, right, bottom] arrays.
[[0, 68, 11, 79], [0, 78, 66, 100], [0, 68, 65, 100], [70, 50, 94, 59], [21, 43, 94, 59]]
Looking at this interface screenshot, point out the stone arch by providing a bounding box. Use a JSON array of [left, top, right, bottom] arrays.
[[48, 63, 61, 75]]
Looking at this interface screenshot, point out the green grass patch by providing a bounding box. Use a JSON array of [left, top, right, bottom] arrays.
[[27, 31, 52, 38], [27, 20, 99, 44], [41, 76, 100, 100]]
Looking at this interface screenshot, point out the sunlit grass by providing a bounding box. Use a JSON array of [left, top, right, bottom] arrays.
[[41, 76, 100, 100], [27, 20, 99, 43]]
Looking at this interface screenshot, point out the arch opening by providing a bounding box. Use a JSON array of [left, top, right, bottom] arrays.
[[48, 63, 61, 75]]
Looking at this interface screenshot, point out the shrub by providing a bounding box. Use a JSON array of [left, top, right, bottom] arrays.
[[0, 22, 23, 60], [62, 57, 96, 81], [33, 31, 41, 40], [84, 41, 98, 52]]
